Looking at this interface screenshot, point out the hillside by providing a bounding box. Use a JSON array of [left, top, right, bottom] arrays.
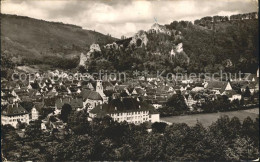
[[80, 12, 258, 74], [1, 13, 258, 75], [165, 16, 258, 73], [0, 14, 117, 68]]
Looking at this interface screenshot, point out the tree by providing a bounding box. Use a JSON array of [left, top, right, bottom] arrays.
[[228, 117, 241, 138], [241, 117, 257, 142], [243, 86, 251, 97], [225, 137, 259, 160], [24, 120, 42, 139], [151, 122, 167, 133], [16, 120, 27, 129], [166, 93, 188, 111], [60, 104, 72, 123], [78, 65, 87, 73]]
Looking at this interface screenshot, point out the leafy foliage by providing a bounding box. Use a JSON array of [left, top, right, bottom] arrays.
[[1, 116, 259, 161]]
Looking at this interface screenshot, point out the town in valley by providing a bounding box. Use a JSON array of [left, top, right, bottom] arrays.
[[1, 0, 259, 161]]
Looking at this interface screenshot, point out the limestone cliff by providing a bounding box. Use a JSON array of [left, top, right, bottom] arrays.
[[78, 44, 101, 67], [129, 30, 148, 47]]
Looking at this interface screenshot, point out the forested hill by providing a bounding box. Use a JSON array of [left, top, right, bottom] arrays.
[[165, 12, 258, 73], [1, 14, 117, 68], [84, 12, 258, 74], [1, 13, 258, 74]]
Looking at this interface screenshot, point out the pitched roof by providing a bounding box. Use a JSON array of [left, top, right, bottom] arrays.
[[242, 82, 258, 89], [115, 85, 128, 92], [90, 98, 158, 115], [55, 97, 83, 109], [2, 103, 29, 116], [206, 81, 230, 93], [44, 98, 56, 107], [81, 89, 103, 101], [225, 90, 240, 98], [103, 81, 114, 90], [34, 102, 44, 111]]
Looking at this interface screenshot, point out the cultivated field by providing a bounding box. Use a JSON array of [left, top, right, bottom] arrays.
[[161, 108, 259, 127]]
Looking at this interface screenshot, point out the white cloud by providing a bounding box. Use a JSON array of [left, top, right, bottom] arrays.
[[1, 0, 258, 38]]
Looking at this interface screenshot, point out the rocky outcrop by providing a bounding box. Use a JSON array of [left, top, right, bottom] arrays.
[[104, 42, 119, 50], [176, 43, 183, 53], [79, 53, 88, 66], [89, 44, 101, 52], [129, 30, 148, 47], [79, 44, 101, 66], [148, 23, 172, 35]]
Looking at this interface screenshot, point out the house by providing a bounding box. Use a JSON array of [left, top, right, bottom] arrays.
[[55, 97, 83, 113], [185, 94, 196, 110], [146, 75, 160, 82], [89, 98, 160, 124], [138, 76, 145, 81], [43, 98, 56, 109], [81, 89, 103, 112], [204, 81, 232, 95], [102, 81, 115, 91], [1, 103, 30, 128], [31, 102, 44, 120], [241, 82, 259, 94], [22, 101, 43, 121], [152, 102, 163, 109], [149, 97, 166, 109], [191, 87, 204, 92], [95, 80, 108, 103], [228, 93, 242, 101], [181, 79, 193, 84]]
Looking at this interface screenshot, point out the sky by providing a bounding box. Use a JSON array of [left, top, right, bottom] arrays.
[[1, 0, 258, 38]]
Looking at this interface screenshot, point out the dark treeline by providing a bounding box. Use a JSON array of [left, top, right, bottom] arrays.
[[165, 19, 258, 73], [1, 113, 259, 161], [158, 91, 259, 117]]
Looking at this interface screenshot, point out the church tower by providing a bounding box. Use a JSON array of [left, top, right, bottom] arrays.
[[96, 80, 103, 94], [96, 80, 108, 103]]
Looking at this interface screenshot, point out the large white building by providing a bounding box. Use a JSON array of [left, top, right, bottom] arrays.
[[89, 98, 160, 124], [1, 103, 30, 128]]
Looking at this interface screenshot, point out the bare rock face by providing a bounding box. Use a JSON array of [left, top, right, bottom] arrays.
[[89, 44, 101, 52], [79, 43, 101, 66], [104, 42, 118, 50], [176, 43, 183, 53], [130, 30, 148, 47], [148, 23, 172, 35], [79, 53, 88, 66], [170, 49, 176, 57]]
